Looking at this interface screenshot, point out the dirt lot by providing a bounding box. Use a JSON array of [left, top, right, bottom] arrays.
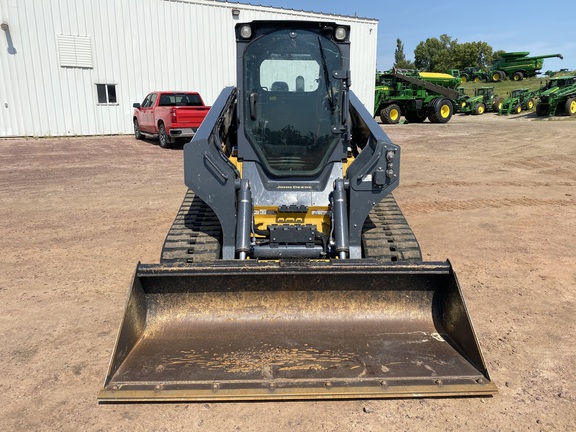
[[1, 113, 574, 431]]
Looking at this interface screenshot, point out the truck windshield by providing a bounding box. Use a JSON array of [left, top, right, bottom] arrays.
[[158, 93, 203, 107], [243, 28, 342, 176]]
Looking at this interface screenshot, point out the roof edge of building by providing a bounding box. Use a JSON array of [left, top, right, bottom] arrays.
[[163, 0, 379, 23]]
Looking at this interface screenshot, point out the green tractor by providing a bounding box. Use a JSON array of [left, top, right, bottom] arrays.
[[536, 75, 576, 117], [374, 69, 460, 124], [460, 67, 489, 83], [499, 88, 540, 115], [455, 87, 469, 113], [459, 86, 504, 115], [446, 69, 461, 79], [490, 52, 563, 82]]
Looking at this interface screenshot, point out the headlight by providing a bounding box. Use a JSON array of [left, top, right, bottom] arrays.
[[334, 26, 347, 41], [239, 25, 252, 39]]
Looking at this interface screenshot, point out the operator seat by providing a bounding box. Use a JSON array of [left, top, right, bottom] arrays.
[[271, 81, 289, 92]]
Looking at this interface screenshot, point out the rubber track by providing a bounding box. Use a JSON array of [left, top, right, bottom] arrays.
[[160, 190, 421, 264], [361, 194, 422, 261], [160, 190, 222, 264]]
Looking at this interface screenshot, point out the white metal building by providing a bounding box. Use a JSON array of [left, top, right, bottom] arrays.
[[0, 0, 378, 137]]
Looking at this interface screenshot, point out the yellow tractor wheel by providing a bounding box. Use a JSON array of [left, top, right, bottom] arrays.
[[473, 103, 486, 115], [428, 98, 453, 123], [492, 97, 504, 112], [566, 98, 576, 116], [380, 104, 402, 124]]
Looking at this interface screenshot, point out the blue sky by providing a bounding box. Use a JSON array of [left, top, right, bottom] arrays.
[[230, 0, 576, 73]]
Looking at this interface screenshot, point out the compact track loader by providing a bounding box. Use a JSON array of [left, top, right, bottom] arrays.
[[99, 21, 496, 402]]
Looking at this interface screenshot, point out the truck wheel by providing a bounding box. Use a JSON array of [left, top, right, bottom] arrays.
[[380, 104, 401, 124], [525, 98, 535, 110], [536, 103, 549, 117], [492, 97, 504, 112], [158, 123, 171, 148], [512, 71, 524, 81], [514, 104, 522, 114], [428, 98, 453, 123], [473, 103, 486, 115], [134, 119, 144, 140], [405, 110, 427, 123], [565, 98, 576, 116]]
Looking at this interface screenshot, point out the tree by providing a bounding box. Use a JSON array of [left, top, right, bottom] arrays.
[[414, 34, 456, 72], [452, 41, 493, 69], [393, 38, 414, 69], [413, 35, 499, 71], [492, 50, 506, 62]]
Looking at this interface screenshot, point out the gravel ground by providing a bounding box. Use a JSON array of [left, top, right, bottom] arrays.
[[1, 112, 574, 431]]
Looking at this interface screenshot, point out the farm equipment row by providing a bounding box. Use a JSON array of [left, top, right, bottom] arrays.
[[376, 73, 576, 121], [448, 51, 563, 83], [375, 48, 571, 122], [498, 75, 576, 116]]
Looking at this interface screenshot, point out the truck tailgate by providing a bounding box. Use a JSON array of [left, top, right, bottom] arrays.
[[174, 106, 211, 125]]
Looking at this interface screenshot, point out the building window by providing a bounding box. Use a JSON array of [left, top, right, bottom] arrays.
[[96, 84, 117, 105]]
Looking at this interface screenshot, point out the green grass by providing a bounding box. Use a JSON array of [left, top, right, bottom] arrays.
[[459, 76, 549, 98], [458, 70, 576, 98]]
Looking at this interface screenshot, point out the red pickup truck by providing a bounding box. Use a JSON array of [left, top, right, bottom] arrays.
[[133, 91, 211, 148]]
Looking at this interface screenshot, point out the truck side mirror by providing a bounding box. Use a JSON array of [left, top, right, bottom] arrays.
[[133, 103, 141, 109]]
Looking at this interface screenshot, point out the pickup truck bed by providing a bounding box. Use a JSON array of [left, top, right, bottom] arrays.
[[133, 91, 211, 148]]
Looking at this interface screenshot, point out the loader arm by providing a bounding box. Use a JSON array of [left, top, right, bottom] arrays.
[[346, 91, 399, 258], [183, 86, 239, 259]]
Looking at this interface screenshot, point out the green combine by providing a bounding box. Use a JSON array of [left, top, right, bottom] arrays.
[[490, 52, 563, 82], [374, 69, 460, 124]]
